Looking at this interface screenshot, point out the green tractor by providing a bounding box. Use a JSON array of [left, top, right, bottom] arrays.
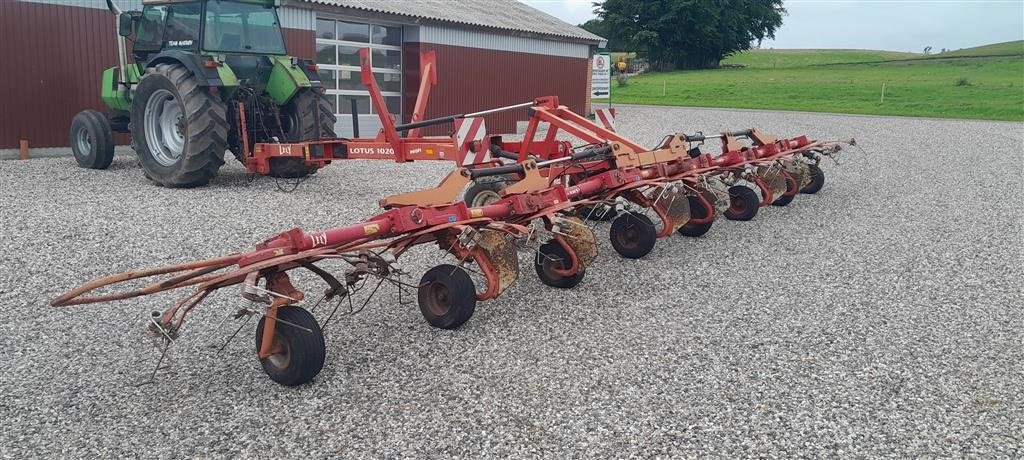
[[70, 0, 336, 187]]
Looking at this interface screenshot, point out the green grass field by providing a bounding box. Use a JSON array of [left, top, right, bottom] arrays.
[[933, 40, 1024, 58], [613, 41, 1024, 121], [722, 49, 920, 68]]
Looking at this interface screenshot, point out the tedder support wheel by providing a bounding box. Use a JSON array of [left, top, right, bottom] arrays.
[[610, 212, 657, 259], [677, 195, 714, 237], [271, 89, 338, 178], [254, 306, 326, 386], [131, 63, 228, 187], [418, 264, 477, 329], [801, 164, 825, 194], [464, 175, 511, 207], [534, 241, 585, 288], [69, 110, 115, 170], [772, 175, 797, 206], [724, 185, 759, 221]]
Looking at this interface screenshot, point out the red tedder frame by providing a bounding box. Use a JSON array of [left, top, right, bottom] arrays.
[[244, 48, 575, 174]]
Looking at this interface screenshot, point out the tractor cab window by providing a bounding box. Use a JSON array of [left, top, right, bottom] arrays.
[[163, 3, 202, 49], [203, 1, 287, 55], [134, 6, 167, 51], [134, 3, 201, 52]]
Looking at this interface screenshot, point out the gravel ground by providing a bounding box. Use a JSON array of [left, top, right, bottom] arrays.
[[1, 106, 1021, 457]]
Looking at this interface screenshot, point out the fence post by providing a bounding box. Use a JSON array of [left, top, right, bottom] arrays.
[[662, 80, 667, 97], [19, 139, 29, 160], [880, 83, 886, 104]]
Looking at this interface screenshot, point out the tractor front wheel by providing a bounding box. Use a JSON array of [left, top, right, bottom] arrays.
[[69, 110, 114, 169], [131, 63, 228, 187], [418, 265, 477, 329], [255, 306, 326, 386]]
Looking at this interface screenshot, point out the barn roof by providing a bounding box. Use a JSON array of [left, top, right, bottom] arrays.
[[296, 0, 605, 44]]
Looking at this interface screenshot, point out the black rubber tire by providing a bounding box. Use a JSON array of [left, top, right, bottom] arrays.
[[69, 110, 115, 169], [610, 212, 657, 259], [270, 89, 338, 178], [255, 306, 326, 386], [801, 164, 825, 194], [418, 264, 476, 329], [464, 175, 511, 207], [131, 63, 228, 187], [772, 175, 797, 206], [677, 195, 714, 237], [724, 185, 759, 221], [534, 241, 585, 288]]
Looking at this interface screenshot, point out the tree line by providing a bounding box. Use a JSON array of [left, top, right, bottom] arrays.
[[581, 0, 786, 70]]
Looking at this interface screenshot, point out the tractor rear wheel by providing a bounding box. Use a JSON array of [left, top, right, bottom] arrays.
[[131, 63, 228, 187], [255, 306, 326, 386], [534, 241, 586, 288], [610, 212, 657, 259], [418, 264, 476, 329], [69, 110, 114, 169], [801, 164, 825, 194], [724, 185, 759, 221], [272, 89, 337, 178], [677, 195, 714, 237]]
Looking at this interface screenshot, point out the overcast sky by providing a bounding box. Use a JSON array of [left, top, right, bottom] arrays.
[[520, 0, 1024, 53]]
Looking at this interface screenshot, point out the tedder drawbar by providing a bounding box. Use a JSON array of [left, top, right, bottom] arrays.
[[53, 73, 854, 385]]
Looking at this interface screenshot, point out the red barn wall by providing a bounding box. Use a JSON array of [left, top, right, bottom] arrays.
[[401, 42, 589, 136]]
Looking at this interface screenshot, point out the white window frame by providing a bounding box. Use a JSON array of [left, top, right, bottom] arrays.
[[315, 17, 403, 119]]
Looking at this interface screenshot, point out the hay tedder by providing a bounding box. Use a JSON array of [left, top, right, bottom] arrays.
[[53, 46, 854, 386]]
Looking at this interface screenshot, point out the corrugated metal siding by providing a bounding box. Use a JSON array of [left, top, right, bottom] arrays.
[[279, 6, 315, 31], [420, 25, 589, 59], [295, 0, 604, 44], [403, 43, 588, 135], [0, 1, 125, 148], [16, 0, 142, 10]]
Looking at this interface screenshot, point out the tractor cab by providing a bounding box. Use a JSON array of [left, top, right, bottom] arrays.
[[128, 0, 287, 60]]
